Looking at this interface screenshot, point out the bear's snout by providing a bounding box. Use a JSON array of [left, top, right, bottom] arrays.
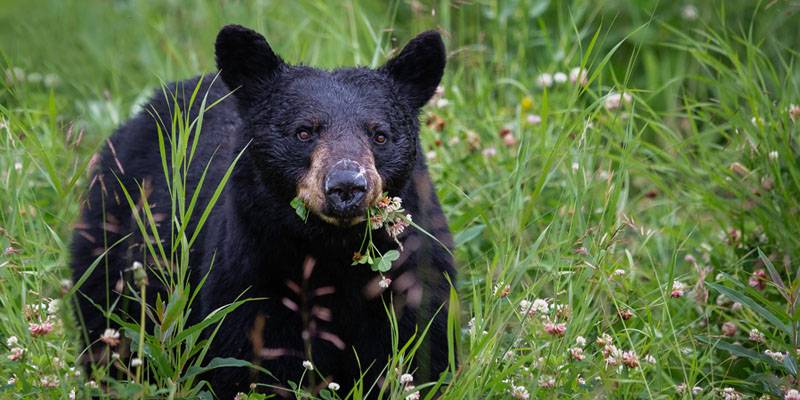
[[324, 160, 368, 216]]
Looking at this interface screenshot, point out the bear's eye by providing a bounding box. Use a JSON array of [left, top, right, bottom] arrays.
[[373, 132, 387, 144], [296, 130, 313, 142]]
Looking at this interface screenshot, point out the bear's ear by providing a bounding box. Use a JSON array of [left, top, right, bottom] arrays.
[[381, 31, 446, 109], [215, 24, 284, 106]]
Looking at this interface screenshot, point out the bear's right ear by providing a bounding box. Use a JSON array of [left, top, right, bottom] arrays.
[[215, 24, 284, 106]]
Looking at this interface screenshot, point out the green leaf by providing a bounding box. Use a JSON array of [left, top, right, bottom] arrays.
[[707, 282, 791, 335], [372, 250, 399, 272], [290, 197, 309, 221], [180, 357, 255, 383], [454, 224, 485, 247]]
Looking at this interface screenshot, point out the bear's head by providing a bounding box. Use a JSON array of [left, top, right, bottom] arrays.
[[215, 24, 445, 227]]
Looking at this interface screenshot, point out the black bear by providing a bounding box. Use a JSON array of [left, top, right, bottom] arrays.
[[70, 24, 455, 398]]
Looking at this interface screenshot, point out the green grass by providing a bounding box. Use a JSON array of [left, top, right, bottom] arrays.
[[2, 0, 800, 398]]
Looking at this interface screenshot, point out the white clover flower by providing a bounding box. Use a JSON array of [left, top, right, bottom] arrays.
[[789, 104, 800, 122], [749, 328, 765, 343], [100, 328, 120, 347], [785, 389, 800, 400], [531, 298, 549, 314], [302, 360, 314, 371], [569, 67, 588, 85], [6, 336, 18, 347], [536, 73, 554, 88], [681, 4, 698, 21], [47, 299, 60, 315], [378, 277, 392, 289], [765, 349, 786, 362], [510, 384, 530, 399], [553, 72, 567, 84], [575, 336, 586, 347], [769, 151, 779, 161], [328, 382, 340, 391], [519, 299, 532, 315], [692, 386, 703, 395], [526, 114, 542, 125], [644, 354, 656, 364], [131, 358, 142, 367], [604, 91, 632, 110], [400, 373, 414, 385]]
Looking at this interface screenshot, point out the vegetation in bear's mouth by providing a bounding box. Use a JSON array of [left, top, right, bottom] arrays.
[[3, 1, 800, 399]]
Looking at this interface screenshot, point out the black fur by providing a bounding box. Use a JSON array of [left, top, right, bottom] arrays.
[[70, 25, 454, 398]]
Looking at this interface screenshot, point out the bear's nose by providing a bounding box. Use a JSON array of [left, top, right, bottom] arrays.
[[324, 166, 368, 215]]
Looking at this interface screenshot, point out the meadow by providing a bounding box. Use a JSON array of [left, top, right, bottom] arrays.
[[2, 0, 800, 398]]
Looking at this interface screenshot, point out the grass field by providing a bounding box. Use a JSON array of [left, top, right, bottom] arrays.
[[2, 0, 800, 398]]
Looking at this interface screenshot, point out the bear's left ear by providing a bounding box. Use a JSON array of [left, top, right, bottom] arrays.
[[381, 31, 446, 109], [215, 24, 285, 107]]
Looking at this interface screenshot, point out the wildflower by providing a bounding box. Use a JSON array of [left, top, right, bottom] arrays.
[[721, 322, 737, 337], [729, 162, 749, 177], [86, 380, 98, 389], [302, 360, 314, 371], [481, 147, 497, 158], [387, 196, 403, 213], [769, 151, 779, 161], [569, 347, 585, 361], [510, 385, 529, 399], [7, 376, 15, 385], [553, 72, 567, 84], [4, 246, 18, 255], [40, 375, 59, 388], [596, 333, 613, 347], [619, 309, 634, 320], [100, 328, 121, 347], [765, 349, 786, 362], [425, 150, 437, 161], [731, 302, 743, 312], [386, 217, 410, 238], [577, 376, 586, 385], [520, 96, 533, 110], [6, 336, 18, 347], [531, 298, 549, 315], [132, 260, 148, 287], [328, 382, 340, 391], [749, 328, 765, 343], [785, 389, 800, 400], [643, 354, 656, 364], [571, 162, 579, 172], [378, 277, 392, 289], [399, 373, 414, 385], [8, 347, 24, 361], [722, 387, 743, 400], [234, 393, 247, 400], [675, 383, 687, 394], [544, 321, 566, 336], [112, 352, 120, 360], [29, 320, 54, 336], [621, 350, 639, 368], [131, 357, 143, 367], [503, 350, 516, 361], [749, 269, 767, 290], [575, 336, 587, 347], [47, 299, 60, 315], [370, 213, 385, 229], [671, 280, 686, 298], [790, 104, 800, 122], [465, 130, 481, 150], [602, 344, 623, 367], [539, 376, 556, 388], [555, 303, 571, 319], [569, 67, 588, 85], [692, 386, 703, 395], [503, 133, 518, 147], [405, 386, 420, 400], [536, 73, 553, 88], [604, 91, 632, 110], [435, 98, 449, 108], [681, 4, 698, 20], [526, 114, 542, 125]]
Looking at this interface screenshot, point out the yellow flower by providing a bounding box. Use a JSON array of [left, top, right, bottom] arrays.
[[520, 96, 533, 111]]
